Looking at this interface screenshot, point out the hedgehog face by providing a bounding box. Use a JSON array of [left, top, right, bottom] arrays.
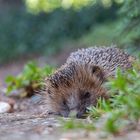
[[45, 91, 89, 118], [45, 86, 106, 118], [44, 89, 88, 117], [44, 64, 107, 118]]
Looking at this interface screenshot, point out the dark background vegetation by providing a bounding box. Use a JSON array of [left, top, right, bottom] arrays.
[[0, 0, 140, 64]]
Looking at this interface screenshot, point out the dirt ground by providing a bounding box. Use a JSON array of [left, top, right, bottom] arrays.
[[0, 97, 140, 140], [0, 109, 140, 140], [0, 48, 140, 140]]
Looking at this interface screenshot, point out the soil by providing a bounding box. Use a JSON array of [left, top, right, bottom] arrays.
[[0, 110, 140, 140]]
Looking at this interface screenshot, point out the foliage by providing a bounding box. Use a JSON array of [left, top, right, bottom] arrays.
[[78, 21, 119, 46], [25, 0, 94, 13], [87, 98, 111, 119], [0, 0, 139, 64], [6, 62, 54, 97], [25, 0, 124, 13], [80, 0, 140, 47], [117, 0, 140, 48], [0, 3, 118, 64], [77, 0, 140, 54], [61, 118, 95, 130]]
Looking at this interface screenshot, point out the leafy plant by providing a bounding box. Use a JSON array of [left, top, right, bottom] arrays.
[[6, 61, 54, 97], [107, 60, 140, 119], [87, 98, 111, 119], [86, 58, 140, 134]]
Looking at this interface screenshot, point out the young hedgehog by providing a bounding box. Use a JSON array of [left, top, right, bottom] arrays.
[[43, 47, 134, 118]]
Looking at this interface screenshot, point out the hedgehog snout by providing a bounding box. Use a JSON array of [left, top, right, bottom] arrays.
[[59, 109, 70, 117], [76, 107, 87, 118]]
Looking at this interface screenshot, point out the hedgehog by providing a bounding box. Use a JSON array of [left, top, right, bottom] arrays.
[[43, 46, 135, 118]]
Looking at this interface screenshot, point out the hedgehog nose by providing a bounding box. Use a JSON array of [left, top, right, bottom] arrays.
[[76, 108, 87, 118], [60, 110, 69, 118], [76, 112, 84, 118]]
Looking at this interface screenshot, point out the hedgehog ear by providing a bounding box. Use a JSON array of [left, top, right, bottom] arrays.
[[91, 65, 105, 81]]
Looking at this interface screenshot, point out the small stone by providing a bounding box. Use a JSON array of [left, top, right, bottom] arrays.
[[0, 101, 11, 113], [60, 138, 70, 140]]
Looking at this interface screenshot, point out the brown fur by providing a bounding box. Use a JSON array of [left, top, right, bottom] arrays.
[[43, 63, 107, 118]]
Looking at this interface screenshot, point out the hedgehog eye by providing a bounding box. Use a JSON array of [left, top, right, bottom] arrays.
[[84, 92, 90, 98], [79, 91, 91, 99], [63, 100, 67, 105], [92, 66, 99, 73]]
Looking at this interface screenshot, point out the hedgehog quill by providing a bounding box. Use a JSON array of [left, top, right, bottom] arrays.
[[43, 47, 135, 118]]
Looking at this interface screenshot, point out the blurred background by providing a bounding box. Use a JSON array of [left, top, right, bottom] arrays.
[[0, 0, 140, 85]]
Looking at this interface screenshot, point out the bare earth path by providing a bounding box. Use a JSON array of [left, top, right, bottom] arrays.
[[0, 112, 61, 140], [0, 111, 140, 140]]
